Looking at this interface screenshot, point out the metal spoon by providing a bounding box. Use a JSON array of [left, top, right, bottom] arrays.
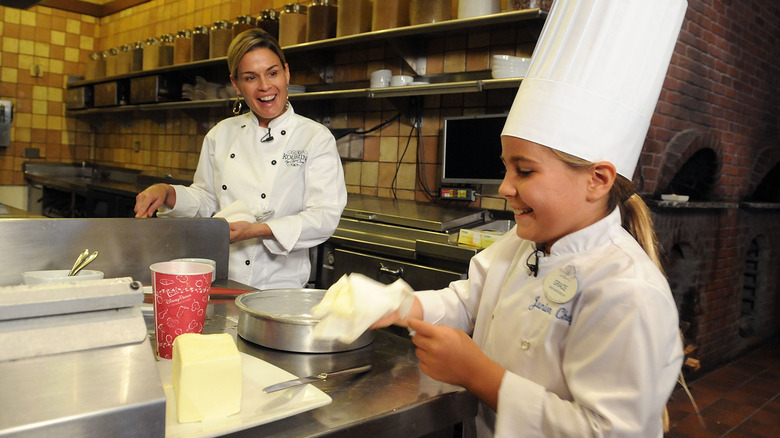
[[70, 251, 99, 277], [68, 249, 90, 276]]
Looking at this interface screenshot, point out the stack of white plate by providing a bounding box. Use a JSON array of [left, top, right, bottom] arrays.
[[491, 55, 531, 79], [288, 84, 306, 94]]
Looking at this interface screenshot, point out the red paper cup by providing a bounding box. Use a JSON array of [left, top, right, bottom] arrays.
[[150, 261, 214, 359]]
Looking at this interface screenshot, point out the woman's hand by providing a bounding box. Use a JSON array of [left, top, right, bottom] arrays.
[[228, 221, 272, 243], [135, 184, 174, 218], [407, 318, 505, 410]]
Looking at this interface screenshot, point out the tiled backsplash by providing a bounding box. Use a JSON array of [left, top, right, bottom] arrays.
[[1, 1, 534, 209]]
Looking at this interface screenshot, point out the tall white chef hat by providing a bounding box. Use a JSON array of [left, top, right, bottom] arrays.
[[501, 0, 687, 178]]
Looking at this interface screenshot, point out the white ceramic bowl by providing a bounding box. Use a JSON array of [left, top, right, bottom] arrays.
[[22, 270, 104, 285], [390, 75, 414, 87]]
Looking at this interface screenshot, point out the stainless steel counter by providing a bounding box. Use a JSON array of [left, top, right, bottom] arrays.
[[149, 296, 478, 437], [0, 203, 40, 218]]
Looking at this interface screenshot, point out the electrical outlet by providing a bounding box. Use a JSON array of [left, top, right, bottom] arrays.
[[29, 64, 44, 78], [440, 187, 476, 201]]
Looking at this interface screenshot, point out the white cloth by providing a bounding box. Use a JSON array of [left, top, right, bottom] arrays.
[[415, 208, 683, 437], [501, 0, 687, 178], [158, 104, 347, 289], [214, 200, 256, 223], [311, 273, 414, 344]]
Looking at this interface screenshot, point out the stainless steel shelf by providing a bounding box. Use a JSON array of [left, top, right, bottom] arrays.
[[65, 8, 543, 116], [66, 78, 525, 115]]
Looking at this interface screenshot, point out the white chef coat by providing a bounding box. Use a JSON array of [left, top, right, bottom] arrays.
[[159, 104, 347, 290], [416, 208, 683, 437]]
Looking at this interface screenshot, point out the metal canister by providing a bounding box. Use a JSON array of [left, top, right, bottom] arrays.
[[372, 0, 411, 31], [307, 0, 337, 42], [257, 9, 280, 40], [105, 47, 119, 77], [337, 0, 372, 37], [279, 3, 307, 47], [410, 0, 452, 25], [85, 51, 106, 80], [233, 15, 256, 38], [191, 26, 209, 62], [209, 20, 232, 58], [142, 37, 160, 70], [173, 29, 192, 65], [130, 41, 144, 71], [116, 44, 134, 75], [157, 34, 174, 67]]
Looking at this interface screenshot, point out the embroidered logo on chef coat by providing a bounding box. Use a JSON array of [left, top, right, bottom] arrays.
[[527, 296, 573, 326], [283, 150, 308, 167]]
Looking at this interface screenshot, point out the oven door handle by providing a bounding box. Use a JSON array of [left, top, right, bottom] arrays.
[[378, 263, 404, 279]]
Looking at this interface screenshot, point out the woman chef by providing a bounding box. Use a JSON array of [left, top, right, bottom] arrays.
[[350, 0, 689, 436], [135, 29, 347, 290]]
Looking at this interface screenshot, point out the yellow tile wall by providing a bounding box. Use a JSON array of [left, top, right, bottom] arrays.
[[0, 5, 95, 185], [1, 0, 537, 208]]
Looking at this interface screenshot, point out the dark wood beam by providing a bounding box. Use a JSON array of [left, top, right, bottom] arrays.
[[38, 0, 150, 17]]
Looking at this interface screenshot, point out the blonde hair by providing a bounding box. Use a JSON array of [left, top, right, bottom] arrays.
[[550, 149, 664, 273], [227, 28, 287, 79]]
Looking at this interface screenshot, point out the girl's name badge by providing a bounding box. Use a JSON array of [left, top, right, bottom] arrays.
[[543, 265, 579, 304]]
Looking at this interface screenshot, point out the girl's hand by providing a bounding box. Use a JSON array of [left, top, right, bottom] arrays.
[[369, 297, 423, 330], [407, 318, 505, 410]]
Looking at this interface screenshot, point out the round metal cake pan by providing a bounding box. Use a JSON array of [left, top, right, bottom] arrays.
[[235, 289, 375, 353]]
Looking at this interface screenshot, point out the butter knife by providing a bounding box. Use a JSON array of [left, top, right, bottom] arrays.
[[263, 364, 372, 393]]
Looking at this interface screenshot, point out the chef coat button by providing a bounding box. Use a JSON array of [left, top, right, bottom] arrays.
[[271, 160, 277, 165], [280, 130, 286, 135], [261, 193, 266, 199], [521, 340, 531, 350], [221, 185, 227, 190], [491, 312, 495, 320], [230, 153, 236, 158], [245, 260, 250, 266]]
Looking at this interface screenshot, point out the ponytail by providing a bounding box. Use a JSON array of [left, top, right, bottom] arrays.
[[612, 177, 665, 275]]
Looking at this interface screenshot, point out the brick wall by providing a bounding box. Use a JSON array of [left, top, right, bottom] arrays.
[[644, 0, 780, 374]]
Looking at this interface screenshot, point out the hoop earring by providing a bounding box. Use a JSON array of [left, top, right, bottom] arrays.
[[232, 97, 243, 115]]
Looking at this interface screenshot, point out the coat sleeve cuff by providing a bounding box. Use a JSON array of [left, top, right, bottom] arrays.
[[414, 290, 446, 324], [263, 216, 302, 255], [495, 372, 545, 437]]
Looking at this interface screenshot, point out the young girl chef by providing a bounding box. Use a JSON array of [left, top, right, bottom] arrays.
[[134, 29, 347, 290], [353, 0, 689, 436]]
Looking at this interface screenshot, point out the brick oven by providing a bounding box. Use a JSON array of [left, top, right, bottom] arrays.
[[644, 130, 780, 377], [635, 0, 780, 377]]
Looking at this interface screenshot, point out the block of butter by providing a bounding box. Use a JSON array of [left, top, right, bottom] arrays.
[[172, 333, 242, 423]]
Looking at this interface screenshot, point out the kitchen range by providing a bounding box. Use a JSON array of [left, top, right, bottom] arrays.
[[320, 194, 512, 291]]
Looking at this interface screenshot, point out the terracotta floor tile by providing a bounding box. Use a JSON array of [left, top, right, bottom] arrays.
[[694, 370, 745, 394], [739, 378, 779, 399], [722, 386, 773, 408], [667, 413, 724, 437], [685, 384, 728, 411], [728, 418, 779, 438], [746, 406, 780, 427]]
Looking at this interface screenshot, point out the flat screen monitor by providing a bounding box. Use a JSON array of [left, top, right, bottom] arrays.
[[441, 114, 507, 185]]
